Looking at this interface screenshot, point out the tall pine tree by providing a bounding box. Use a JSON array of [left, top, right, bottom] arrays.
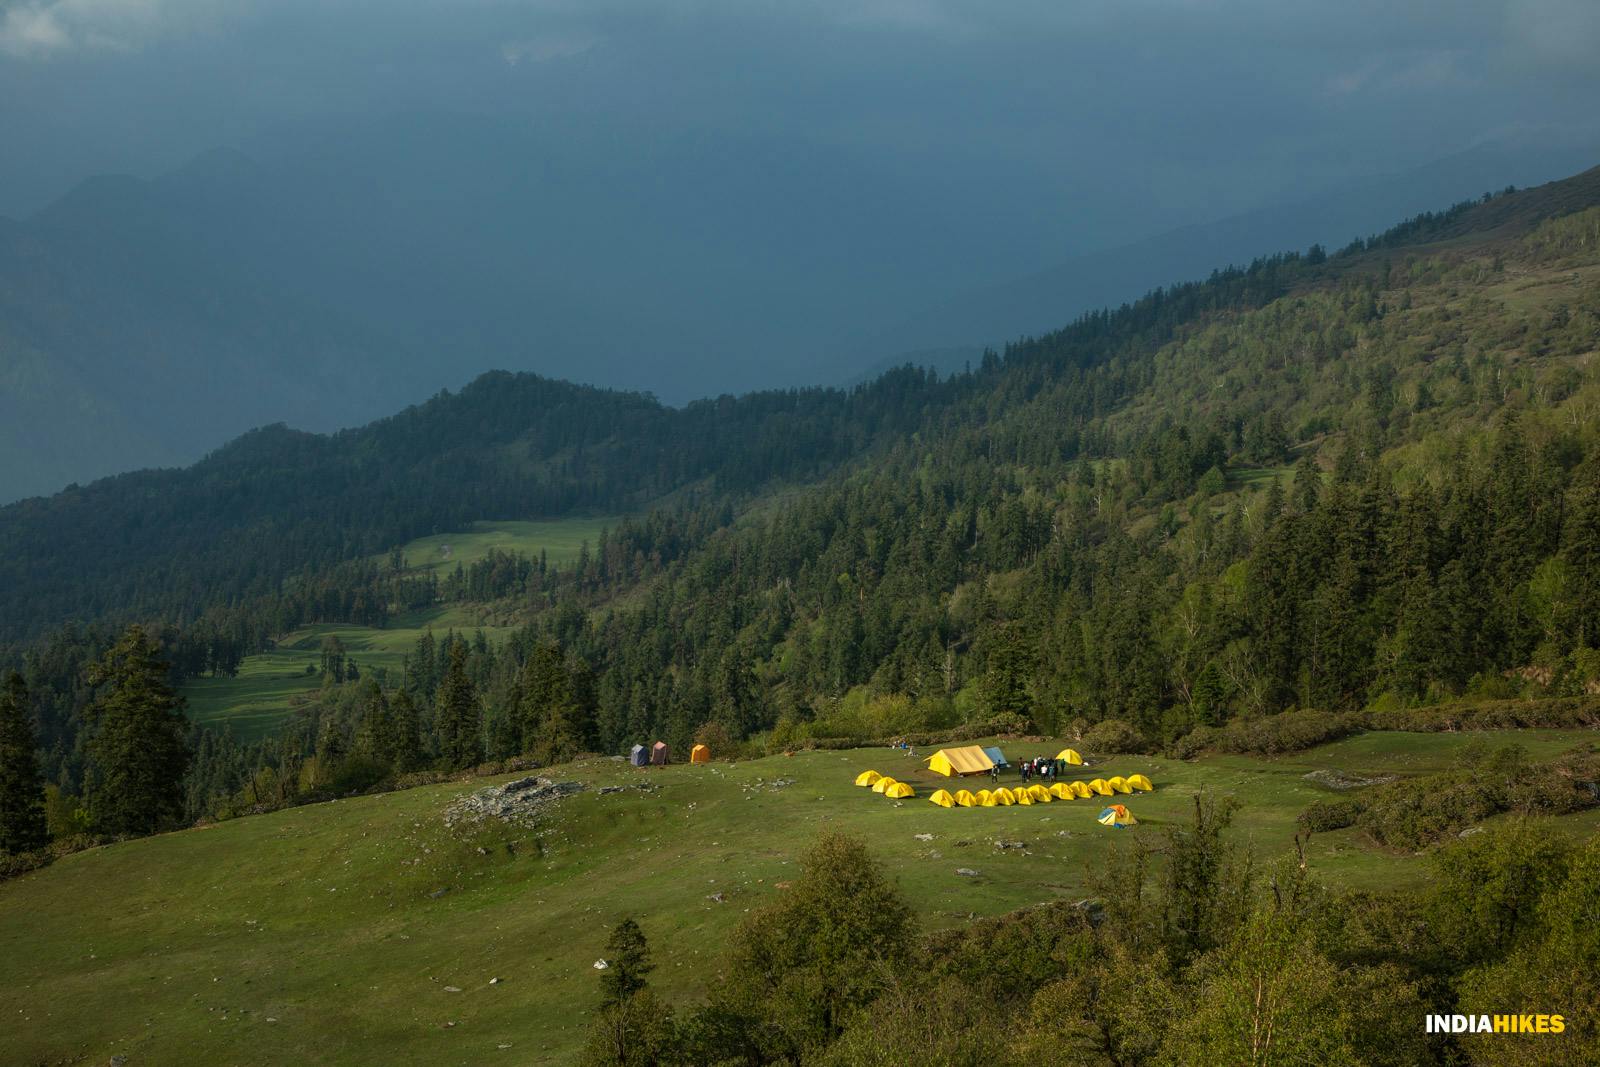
[[0, 671, 49, 854], [85, 626, 191, 836], [435, 642, 482, 769]]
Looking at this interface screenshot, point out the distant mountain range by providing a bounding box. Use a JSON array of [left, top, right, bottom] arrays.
[[2, 132, 1597, 503]]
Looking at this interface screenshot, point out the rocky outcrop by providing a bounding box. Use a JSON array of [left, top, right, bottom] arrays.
[[443, 776, 584, 829]]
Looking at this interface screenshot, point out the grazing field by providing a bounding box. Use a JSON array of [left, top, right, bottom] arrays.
[[183, 518, 617, 741], [386, 518, 621, 576], [2, 729, 1594, 1066], [183, 607, 518, 743]]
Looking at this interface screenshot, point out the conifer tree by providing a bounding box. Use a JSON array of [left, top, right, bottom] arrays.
[[435, 642, 481, 769], [598, 918, 653, 1008], [581, 917, 676, 1066], [0, 671, 49, 854], [84, 626, 191, 836], [389, 689, 423, 771]]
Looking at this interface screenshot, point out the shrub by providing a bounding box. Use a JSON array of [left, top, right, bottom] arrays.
[[1298, 798, 1365, 834], [1363, 695, 1600, 732], [1082, 718, 1148, 755], [1165, 710, 1360, 758], [1357, 772, 1504, 851]]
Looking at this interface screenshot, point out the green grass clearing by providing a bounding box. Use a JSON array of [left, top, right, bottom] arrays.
[[185, 518, 619, 741], [2, 728, 1594, 1065], [386, 518, 620, 577]]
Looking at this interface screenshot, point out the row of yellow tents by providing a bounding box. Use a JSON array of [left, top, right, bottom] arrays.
[[855, 768, 1154, 805], [926, 777, 1153, 808]]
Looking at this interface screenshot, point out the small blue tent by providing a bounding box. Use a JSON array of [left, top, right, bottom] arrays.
[[982, 746, 1010, 769], [629, 745, 649, 767]]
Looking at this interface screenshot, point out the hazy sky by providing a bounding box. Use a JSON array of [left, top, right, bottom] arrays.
[[4, 1, 1598, 228], [3, 1, 1600, 402]]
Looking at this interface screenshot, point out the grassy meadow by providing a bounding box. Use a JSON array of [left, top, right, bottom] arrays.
[[2, 728, 1595, 1065], [384, 518, 620, 577], [183, 518, 616, 741]]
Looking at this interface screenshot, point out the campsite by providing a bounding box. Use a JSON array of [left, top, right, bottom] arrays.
[[3, 726, 1595, 1064]]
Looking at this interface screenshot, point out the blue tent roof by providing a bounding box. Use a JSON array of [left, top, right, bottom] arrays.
[[982, 746, 1009, 767]]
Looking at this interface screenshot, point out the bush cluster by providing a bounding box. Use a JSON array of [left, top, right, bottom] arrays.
[[1168, 709, 1361, 759]]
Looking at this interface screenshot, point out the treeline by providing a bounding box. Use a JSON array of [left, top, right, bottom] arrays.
[[574, 807, 1599, 1064]]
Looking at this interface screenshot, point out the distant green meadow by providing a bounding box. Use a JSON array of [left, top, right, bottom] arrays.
[[183, 518, 618, 741], [383, 518, 619, 577], [3, 728, 1594, 1065]]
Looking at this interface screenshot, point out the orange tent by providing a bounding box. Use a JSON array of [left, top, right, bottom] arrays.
[[690, 744, 711, 763]]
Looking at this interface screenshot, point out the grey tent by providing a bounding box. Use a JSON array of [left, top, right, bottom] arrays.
[[982, 746, 1010, 768], [651, 741, 670, 766], [629, 745, 650, 767]]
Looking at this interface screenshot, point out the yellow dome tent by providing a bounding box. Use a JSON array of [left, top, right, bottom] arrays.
[[1028, 784, 1053, 803], [1097, 804, 1137, 828], [954, 789, 977, 807], [1049, 783, 1074, 800], [1056, 748, 1084, 766], [1127, 774, 1154, 791], [1070, 780, 1093, 798], [1107, 776, 1132, 794], [1015, 789, 1034, 805], [690, 744, 711, 763], [993, 787, 1015, 806], [855, 769, 883, 787], [975, 789, 993, 805], [929, 789, 956, 808], [872, 776, 897, 794], [924, 745, 996, 777], [1089, 778, 1114, 796], [884, 781, 915, 799]]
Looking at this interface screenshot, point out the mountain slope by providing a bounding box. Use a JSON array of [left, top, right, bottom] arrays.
[[4, 163, 1598, 717], [8, 137, 1598, 505], [842, 139, 1600, 368]]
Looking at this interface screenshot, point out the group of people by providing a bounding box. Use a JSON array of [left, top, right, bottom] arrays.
[[990, 756, 1071, 783], [1017, 756, 1069, 783]]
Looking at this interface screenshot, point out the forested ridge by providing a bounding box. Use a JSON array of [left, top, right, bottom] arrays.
[[3, 166, 1600, 839]]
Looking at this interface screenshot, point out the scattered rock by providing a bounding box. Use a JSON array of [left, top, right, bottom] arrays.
[[1458, 825, 1485, 839], [1302, 769, 1395, 791], [955, 868, 980, 878], [429, 887, 449, 899], [110, 1058, 128, 1067], [994, 840, 1027, 851], [444, 986, 462, 993], [593, 960, 609, 970], [489, 978, 501, 985], [707, 892, 725, 903], [443, 776, 584, 829], [913, 833, 934, 842], [954, 839, 973, 847]]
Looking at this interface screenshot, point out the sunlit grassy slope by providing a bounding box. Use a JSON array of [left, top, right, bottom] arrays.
[[183, 519, 616, 741], [2, 729, 1594, 1065], [384, 518, 619, 577]]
